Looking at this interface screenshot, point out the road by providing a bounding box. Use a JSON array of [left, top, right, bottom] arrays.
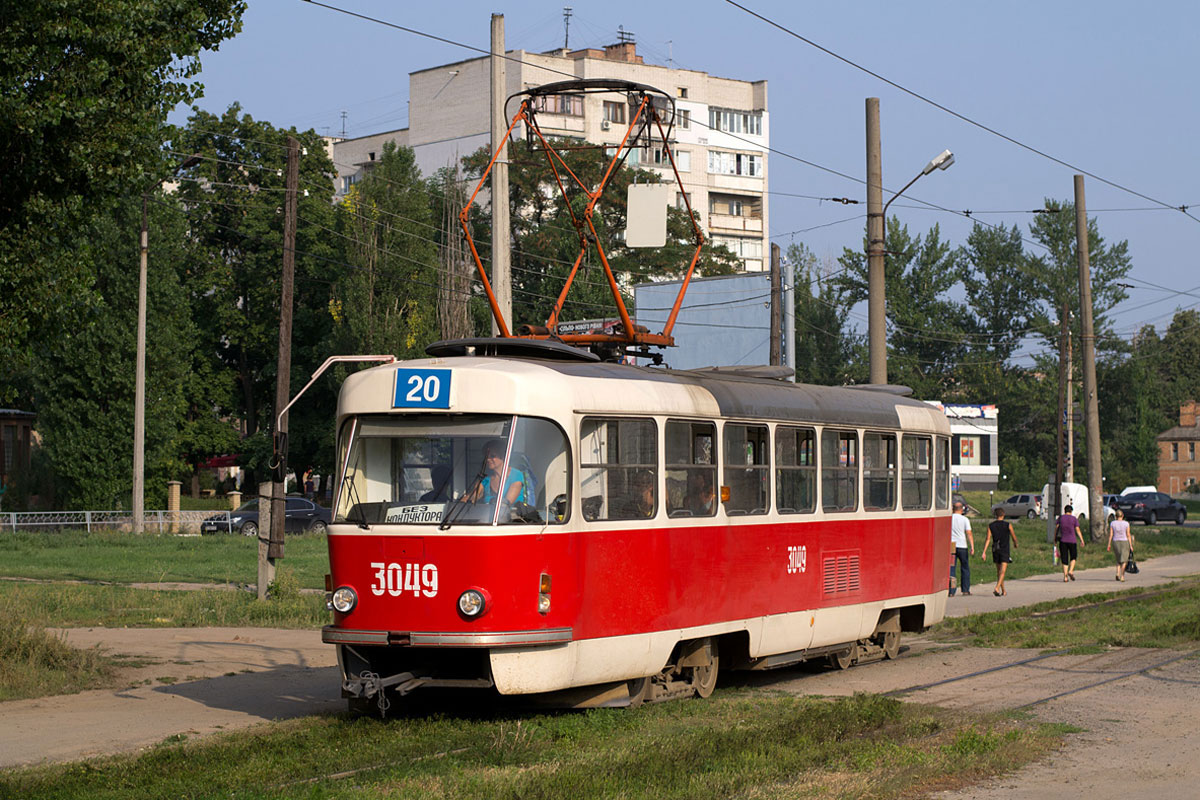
[[4, 552, 1200, 799]]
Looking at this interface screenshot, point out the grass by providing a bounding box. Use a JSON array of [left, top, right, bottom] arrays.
[[0, 690, 1065, 800], [0, 616, 114, 702], [0, 529, 330, 589], [0, 580, 328, 631], [934, 577, 1200, 650]]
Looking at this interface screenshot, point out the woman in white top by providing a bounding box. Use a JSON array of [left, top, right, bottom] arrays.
[[1106, 509, 1135, 581]]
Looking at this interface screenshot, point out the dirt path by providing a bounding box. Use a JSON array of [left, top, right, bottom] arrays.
[[5, 554, 1200, 798]]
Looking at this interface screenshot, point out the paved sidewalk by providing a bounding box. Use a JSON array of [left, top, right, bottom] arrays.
[[944, 549, 1200, 617]]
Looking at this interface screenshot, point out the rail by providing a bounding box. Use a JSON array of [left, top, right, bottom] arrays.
[[1, 510, 230, 534]]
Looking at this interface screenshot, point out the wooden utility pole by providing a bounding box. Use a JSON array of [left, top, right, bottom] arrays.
[[490, 13, 511, 336], [262, 135, 299, 596], [1076, 175, 1104, 541], [769, 243, 782, 365], [865, 98, 886, 384]]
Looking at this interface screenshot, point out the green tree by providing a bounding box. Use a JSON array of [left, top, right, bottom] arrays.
[[0, 0, 244, 386], [835, 219, 969, 398], [333, 142, 439, 359], [172, 106, 340, 486], [29, 195, 194, 509], [787, 242, 863, 385]]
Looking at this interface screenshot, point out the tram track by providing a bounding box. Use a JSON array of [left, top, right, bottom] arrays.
[[885, 644, 1200, 711]]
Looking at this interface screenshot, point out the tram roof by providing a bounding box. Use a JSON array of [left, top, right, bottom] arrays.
[[340, 352, 949, 435]]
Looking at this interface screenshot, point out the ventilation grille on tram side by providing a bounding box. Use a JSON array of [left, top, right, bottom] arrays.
[[822, 554, 861, 596]]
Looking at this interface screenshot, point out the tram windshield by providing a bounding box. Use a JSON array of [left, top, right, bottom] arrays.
[[334, 414, 569, 527]]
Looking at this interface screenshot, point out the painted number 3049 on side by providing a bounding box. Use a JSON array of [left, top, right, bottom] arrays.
[[370, 562, 438, 598]]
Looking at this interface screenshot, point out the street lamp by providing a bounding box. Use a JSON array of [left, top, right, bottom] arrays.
[[134, 154, 201, 533], [867, 148, 955, 384]]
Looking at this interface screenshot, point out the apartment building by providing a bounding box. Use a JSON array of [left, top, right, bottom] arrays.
[[331, 40, 769, 271]]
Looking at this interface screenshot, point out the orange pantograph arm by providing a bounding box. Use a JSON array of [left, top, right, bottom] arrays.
[[651, 109, 705, 341]]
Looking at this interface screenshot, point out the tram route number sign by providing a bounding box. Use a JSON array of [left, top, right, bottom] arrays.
[[393, 368, 451, 409]]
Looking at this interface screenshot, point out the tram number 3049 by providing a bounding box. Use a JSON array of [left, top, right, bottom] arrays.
[[786, 545, 807, 575], [370, 562, 439, 597]]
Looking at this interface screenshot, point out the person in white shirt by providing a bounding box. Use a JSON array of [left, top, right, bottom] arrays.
[[949, 501, 975, 596]]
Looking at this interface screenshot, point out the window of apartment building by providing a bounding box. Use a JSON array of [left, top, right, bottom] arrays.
[[708, 194, 761, 218], [342, 174, 358, 193], [675, 192, 692, 211], [1173, 443, 1179, 461], [603, 101, 626, 124], [707, 107, 763, 136], [604, 145, 640, 166], [535, 94, 584, 116], [677, 87, 688, 98], [1191, 442, 1196, 461], [707, 150, 762, 177], [678, 109, 691, 129], [652, 148, 690, 171], [711, 236, 763, 261]]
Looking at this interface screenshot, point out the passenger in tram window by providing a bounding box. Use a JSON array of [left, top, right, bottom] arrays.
[[687, 469, 716, 516], [464, 440, 526, 506], [615, 469, 656, 519], [419, 465, 452, 502]]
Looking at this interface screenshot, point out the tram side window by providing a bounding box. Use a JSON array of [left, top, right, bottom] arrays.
[[863, 432, 897, 511], [821, 429, 858, 512], [666, 420, 717, 517], [579, 417, 658, 521], [901, 435, 932, 510], [935, 436, 950, 510], [776, 426, 816, 514], [723, 424, 769, 515]]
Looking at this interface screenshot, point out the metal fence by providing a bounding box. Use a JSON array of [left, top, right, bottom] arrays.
[[1, 510, 232, 534]]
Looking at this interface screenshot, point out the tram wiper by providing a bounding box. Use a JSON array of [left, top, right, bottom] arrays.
[[344, 473, 370, 530], [439, 470, 484, 531]]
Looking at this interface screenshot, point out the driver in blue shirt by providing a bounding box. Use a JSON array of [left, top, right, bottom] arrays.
[[466, 439, 526, 506]]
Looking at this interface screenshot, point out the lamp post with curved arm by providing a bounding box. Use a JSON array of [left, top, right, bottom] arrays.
[[866, 145, 955, 384]]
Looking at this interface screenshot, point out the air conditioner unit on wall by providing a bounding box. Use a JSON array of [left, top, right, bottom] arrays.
[[600, 120, 611, 130]]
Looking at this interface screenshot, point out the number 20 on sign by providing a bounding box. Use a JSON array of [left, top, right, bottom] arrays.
[[393, 368, 451, 409]]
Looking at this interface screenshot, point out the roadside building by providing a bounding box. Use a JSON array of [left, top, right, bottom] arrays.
[[926, 402, 999, 492], [1158, 400, 1200, 494], [330, 38, 770, 271]]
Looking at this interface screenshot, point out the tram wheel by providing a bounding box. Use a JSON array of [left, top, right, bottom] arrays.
[[689, 640, 719, 699], [626, 676, 651, 708], [881, 631, 900, 660], [829, 647, 855, 670]]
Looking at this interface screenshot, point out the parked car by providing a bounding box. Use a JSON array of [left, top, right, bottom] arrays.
[[1102, 493, 1121, 509], [1121, 485, 1157, 496], [991, 493, 1042, 519], [1115, 491, 1187, 526], [201, 496, 331, 536]]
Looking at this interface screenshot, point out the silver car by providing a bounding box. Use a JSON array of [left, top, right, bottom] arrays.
[[991, 493, 1042, 519]]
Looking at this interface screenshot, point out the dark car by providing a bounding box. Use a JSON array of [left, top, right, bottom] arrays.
[[201, 496, 331, 536], [1102, 493, 1121, 509], [991, 493, 1042, 520], [1116, 491, 1187, 526]]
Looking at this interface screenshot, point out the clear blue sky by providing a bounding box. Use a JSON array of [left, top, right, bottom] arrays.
[[175, 1, 1200, 358]]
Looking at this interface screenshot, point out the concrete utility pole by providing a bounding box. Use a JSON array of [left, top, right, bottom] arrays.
[[262, 135, 299, 597], [769, 243, 782, 366], [490, 13, 512, 336], [1066, 317, 1074, 483], [1051, 300, 1068, 544], [865, 98, 886, 384], [784, 251, 796, 381], [1076, 175, 1104, 541], [134, 197, 150, 534]]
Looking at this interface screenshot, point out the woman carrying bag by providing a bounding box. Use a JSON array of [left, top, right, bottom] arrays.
[[1106, 509, 1135, 581]]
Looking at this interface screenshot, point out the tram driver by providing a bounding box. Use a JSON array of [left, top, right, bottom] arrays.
[[464, 439, 527, 507]]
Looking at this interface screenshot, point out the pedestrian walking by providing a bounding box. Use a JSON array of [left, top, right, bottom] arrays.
[[981, 507, 1018, 596], [948, 501, 974, 596], [1055, 504, 1085, 582], [1106, 509, 1136, 581]]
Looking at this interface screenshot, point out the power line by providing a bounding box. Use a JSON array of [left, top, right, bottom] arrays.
[[723, 0, 1200, 224]]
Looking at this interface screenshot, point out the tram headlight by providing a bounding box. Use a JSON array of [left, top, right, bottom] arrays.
[[458, 589, 487, 618], [329, 586, 357, 613]]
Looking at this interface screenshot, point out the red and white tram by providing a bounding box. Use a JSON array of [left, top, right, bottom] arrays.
[[322, 338, 952, 712]]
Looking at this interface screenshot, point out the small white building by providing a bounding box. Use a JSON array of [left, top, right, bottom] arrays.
[[926, 402, 999, 492]]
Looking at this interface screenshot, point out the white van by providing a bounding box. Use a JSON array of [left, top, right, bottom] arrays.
[[1040, 481, 1116, 525]]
